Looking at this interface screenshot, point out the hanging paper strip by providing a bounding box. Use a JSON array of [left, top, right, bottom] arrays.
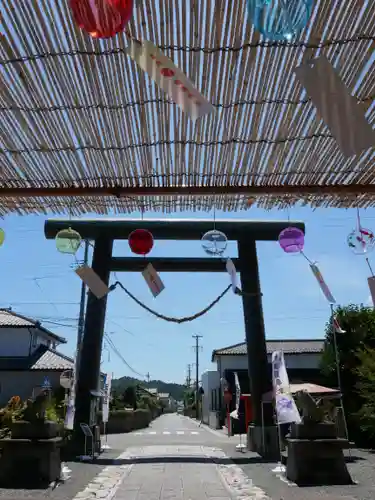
[[142, 263, 165, 297], [295, 56, 375, 158], [226, 258, 238, 293], [368, 277, 375, 307], [125, 39, 215, 121], [75, 265, 110, 299], [310, 263, 336, 304]]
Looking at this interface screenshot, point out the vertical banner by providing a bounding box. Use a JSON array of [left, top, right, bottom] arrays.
[[272, 351, 301, 425], [102, 373, 112, 424], [64, 366, 76, 430], [310, 263, 336, 304], [230, 372, 241, 420]]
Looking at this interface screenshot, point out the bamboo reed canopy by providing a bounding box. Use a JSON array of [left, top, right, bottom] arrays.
[[0, 1, 374, 215]]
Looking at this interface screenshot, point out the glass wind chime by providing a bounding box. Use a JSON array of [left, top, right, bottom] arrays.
[[247, 0, 313, 41]]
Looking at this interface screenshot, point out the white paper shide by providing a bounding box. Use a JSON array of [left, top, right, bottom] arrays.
[[272, 351, 301, 425]]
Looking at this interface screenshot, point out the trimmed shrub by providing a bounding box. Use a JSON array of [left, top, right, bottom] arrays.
[[99, 408, 152, 434]]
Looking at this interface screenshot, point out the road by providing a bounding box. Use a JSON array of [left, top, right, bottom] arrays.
[[1, 414, 375, 500]]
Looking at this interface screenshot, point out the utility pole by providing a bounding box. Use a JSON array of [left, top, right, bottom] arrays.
[[192, 335, 203, 420], [186, 364, 191, 389], [145, 372, 151, 384], [75, 239, 90, 375]]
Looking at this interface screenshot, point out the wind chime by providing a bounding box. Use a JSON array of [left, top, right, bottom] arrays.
[[347, 208, 375, 307]]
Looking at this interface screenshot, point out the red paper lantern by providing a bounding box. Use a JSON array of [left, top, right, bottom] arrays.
[[69, 0, 134, 39], [128, 229, 154, 256]]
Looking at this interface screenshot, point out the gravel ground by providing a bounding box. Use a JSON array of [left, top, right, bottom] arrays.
[[231, 448, 375, 500], [0, 446, 121, 500]]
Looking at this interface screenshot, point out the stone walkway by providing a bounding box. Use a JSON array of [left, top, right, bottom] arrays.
[[73, 445, 268, 500]]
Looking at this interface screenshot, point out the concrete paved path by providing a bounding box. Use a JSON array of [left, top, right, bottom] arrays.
[[73, 415, 267, 500]]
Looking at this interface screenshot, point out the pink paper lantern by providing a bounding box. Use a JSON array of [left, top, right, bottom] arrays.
[[278, 227, 304, 254]]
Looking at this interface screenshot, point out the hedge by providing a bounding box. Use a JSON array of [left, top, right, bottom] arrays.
[[99, 408, 153, 434]]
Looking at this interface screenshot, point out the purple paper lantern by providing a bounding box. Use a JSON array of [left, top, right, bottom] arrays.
[[278, 227, 305, 254]]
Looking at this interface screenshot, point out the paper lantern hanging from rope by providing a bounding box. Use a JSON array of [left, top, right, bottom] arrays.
[[69, 0, 134, 39], [0, 229, 5, 247], [201, 230, 228, 256], [247, 0, 313, 41], [278, 227, 304, 254], [55, 227, 82, 255], [347, 227, 375, 255], [128, 229, 154, 256]]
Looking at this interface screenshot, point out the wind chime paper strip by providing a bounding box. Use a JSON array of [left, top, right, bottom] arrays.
[[226, 258, 238, 293], [125, 39, 215, 121], [295, 56, 375, 158], [368, 277, 375, 307], [142, 263, 165, 297], [272, 351, 301, 425], [75, 265, 110, 299], [310, 263, 336, 304]]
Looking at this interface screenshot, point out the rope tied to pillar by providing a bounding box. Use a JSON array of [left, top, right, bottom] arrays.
[[110, 281, 232, 323]]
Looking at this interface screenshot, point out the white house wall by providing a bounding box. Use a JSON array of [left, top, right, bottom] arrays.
[[201, 370, 220, 424], [0, 327, 58, 357], [216, 353, 321, 378], [0, 328, 34, 356]]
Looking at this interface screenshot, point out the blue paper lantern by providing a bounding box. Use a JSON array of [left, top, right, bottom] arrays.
[[248, 0, 313, 41]]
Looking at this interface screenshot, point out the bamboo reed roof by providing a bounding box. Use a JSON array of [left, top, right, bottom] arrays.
[[0, 1, 374, 215]]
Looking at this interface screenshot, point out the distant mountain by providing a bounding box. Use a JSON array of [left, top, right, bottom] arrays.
[[112, 376, 186, 401]]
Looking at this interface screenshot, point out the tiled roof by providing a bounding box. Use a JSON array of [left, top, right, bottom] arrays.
[[212, 339, 325, 361], [0, 309, 66, 344], [0, 345, 74, 371], [31, 348, 74, 371]]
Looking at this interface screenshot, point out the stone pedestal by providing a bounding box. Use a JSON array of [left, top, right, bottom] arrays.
[[0, 437, 63, 487], [286, 423, 353, 486], [0, 421, 63, 487], [247, 424, 279, 460]]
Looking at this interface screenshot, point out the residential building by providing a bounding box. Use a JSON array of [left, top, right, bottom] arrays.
[[202, 339, 325, 428], [0, 308, 74, 405]]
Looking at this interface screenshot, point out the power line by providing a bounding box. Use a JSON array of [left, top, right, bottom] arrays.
[[104, 333, 145, 378]]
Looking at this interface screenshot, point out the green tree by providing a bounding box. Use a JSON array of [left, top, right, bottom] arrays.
[[320, 304, 375, 445], [123, 386, 137, 410], [355, 347, 375, 440]]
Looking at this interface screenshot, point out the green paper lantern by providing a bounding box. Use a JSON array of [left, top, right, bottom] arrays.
[[0, 228, 5, 247], [55, 227, 82, 255]]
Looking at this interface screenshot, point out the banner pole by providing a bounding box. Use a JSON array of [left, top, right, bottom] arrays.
[[330, 304, 350, 450]]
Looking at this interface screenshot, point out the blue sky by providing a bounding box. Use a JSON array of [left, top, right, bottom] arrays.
[[1, 206, 373, 385]]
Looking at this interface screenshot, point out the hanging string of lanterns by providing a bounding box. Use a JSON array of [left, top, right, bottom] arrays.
[[69, 0, 134, 39], [247, 0, 313, 41]]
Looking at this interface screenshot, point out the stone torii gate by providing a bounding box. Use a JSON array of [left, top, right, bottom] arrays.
[[44, 218, 304, 456]]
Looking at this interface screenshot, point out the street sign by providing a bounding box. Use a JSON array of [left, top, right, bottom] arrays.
[[60, 369, 74, 389], [42, 376, 52, 390]]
